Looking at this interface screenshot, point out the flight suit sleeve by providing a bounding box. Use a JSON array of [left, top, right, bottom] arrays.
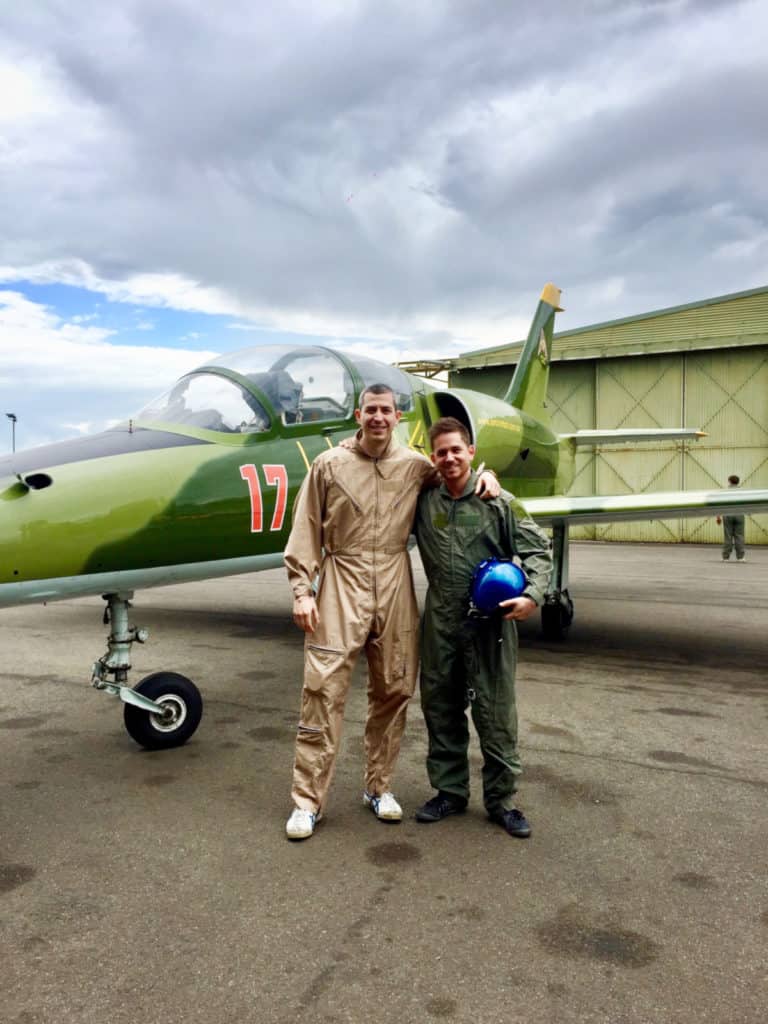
[[504, 498, 552, 606], [284, 461, 326, 599]]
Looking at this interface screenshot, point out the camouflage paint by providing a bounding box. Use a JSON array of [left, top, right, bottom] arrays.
[[0, 287, 573, 596]]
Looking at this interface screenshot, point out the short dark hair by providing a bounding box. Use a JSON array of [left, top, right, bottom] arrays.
[[428, 416, 471, 447], [728, 474, 740, 485], [358, 383, 397, 408]]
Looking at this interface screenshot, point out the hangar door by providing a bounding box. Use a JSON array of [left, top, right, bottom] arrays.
[[548, 349, 768, 544], [682, 348, 768, 546], [547, 362, 597, 540]]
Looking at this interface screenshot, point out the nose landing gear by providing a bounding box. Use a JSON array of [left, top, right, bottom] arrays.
[[91, 592, 203, 749], [122, 671, 203, 749]]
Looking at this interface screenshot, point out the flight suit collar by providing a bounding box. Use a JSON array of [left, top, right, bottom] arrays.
[[438, 469, 478, 501], [351, 430, 400, 462]]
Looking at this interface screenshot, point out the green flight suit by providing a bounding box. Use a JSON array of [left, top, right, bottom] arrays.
[[722, 515, 745, 560], [414, 472, 552, 813]]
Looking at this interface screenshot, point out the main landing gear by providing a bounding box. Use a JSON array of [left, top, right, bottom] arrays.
[[542, 521, 574, 641], [91, 592, 203, 749]]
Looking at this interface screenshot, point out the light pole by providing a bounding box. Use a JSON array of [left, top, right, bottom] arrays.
[[5, 413, 16, 452]]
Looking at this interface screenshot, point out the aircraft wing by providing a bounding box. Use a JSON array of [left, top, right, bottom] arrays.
[[522, 488, 768, 527], [561, 428, 706, 447]]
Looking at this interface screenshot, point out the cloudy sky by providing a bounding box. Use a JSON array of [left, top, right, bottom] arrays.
[[1, 0, 766, 450]]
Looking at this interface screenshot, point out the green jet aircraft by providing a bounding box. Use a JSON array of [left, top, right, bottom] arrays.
[[3, 283, 767, 749]]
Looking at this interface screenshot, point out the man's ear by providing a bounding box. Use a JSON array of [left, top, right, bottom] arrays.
[[395, 410, 402, 423], [469, 445, 477, 458], [354, 408, 362, 425], [430, 451, 437, 465]]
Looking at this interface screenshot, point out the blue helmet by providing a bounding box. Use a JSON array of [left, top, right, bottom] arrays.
[[470, 559, 527, 615]]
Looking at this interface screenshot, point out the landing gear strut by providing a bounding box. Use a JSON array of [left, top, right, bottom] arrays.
[[542, 522, 574, 641], [91, 592, 203, 749]]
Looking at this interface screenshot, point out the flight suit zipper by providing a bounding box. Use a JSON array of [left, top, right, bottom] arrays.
[[448, 496, 457, 598], [444, 486, 474, 605], [372, 457, 379, 605]]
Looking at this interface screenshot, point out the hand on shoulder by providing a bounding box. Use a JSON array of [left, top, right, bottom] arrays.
[[475, 469, 501, 499]]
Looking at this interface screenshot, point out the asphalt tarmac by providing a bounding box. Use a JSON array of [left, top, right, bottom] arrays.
[[1, 542, 766, 1024]]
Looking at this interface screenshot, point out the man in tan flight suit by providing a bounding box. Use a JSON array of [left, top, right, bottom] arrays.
[[284, 384, 499, 840]]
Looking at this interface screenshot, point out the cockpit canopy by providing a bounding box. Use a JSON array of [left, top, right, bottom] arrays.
[[135, 345, 415, 434]]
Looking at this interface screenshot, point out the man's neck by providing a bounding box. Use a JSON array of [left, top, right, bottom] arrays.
[[445, 469, 472, 498], [359, 434, 391, 459]]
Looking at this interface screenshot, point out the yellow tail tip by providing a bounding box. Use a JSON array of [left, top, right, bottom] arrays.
[[540, 283, 564, 311]]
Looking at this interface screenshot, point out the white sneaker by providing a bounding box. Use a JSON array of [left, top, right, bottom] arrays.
[[285, 806, 319, 840], [363, 791, 403, 822]]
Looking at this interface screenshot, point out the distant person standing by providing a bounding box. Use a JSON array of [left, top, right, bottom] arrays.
[[716, 475, 746, 562]]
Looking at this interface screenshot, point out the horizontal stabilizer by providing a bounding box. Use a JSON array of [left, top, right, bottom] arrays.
[[524, 488, 768, 527], [563, 428, 706, 447]]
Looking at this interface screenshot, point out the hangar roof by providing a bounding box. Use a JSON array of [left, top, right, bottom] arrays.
[[453, 284, 768, 368]]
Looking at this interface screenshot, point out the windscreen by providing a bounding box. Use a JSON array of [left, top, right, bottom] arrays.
[[206, 346, 354, 424], [351, 355, 414, 412], [136, 373, 271, 433]]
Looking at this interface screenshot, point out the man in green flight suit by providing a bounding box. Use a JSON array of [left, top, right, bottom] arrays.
[[716, 474, 746, 561], [414, 417, 552, 838]]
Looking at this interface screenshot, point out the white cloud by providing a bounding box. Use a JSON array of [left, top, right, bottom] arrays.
[[0, 0, 767, 431], [0, 289, 216, 390], [60, 420, 96, 435], [0, 262, 241, 318], [0, 288, 219, 448], [0, 258, 531, 350], [0, 289, 114, 346], [0, 58, 59, 120]]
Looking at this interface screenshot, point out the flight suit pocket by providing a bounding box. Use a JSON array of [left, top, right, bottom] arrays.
[[305, 643, 346, 693], [390, 630, 416, 694], [455, 510, 490, 552], [330, 478, 362, 513]]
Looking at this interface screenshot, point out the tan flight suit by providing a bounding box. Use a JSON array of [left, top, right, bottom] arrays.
[[285, 435, 433, 814]]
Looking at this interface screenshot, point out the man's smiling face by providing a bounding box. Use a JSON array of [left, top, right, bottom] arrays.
[[355, 388, 401, 446], [430, 430, 476, 488]]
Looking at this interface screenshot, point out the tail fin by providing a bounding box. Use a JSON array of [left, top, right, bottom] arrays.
[[502, 283, 563, 424]]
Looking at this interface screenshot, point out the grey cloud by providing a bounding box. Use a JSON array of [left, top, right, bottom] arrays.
[[0, 0, 765, 339]]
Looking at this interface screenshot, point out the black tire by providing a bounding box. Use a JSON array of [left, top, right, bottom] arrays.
[[541, 599, 573, 641], [123, 672, 203, 750]]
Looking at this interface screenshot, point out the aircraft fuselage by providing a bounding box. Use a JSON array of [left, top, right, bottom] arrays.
[[0, 345, 571, 608]]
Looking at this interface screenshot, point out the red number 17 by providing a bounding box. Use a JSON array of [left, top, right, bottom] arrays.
[[239, 463, 288, 532]]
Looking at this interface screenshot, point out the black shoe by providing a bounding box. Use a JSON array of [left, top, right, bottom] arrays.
[[415, 792, 468, 823], [489, 807, 532, 839]]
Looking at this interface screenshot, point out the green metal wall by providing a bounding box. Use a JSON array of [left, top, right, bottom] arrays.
[[452, 347, 768, 544]]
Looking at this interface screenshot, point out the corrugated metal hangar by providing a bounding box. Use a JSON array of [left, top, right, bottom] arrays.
[[449, 285, 768, 544]]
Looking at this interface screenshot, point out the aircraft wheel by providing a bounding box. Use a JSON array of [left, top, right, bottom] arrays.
[[124, 672, 203, 750], [541, 598, 573, 641]]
